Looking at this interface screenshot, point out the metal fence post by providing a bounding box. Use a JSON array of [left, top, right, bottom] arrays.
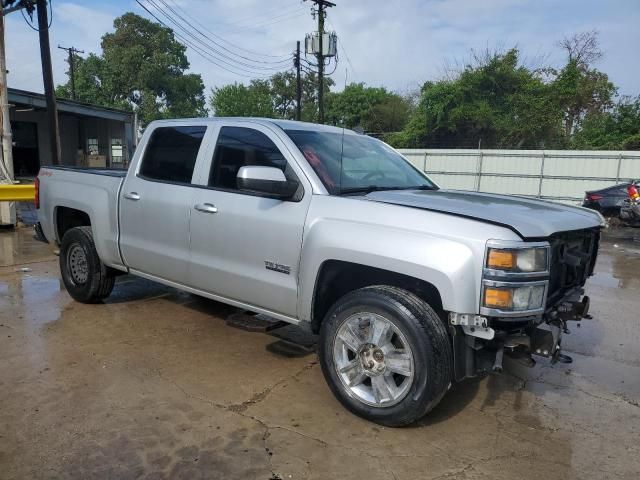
[[476, 149, 483, 191], [423, 151, 428, 172], [537, 151, 545, 198], [616, 153, 622, 183]]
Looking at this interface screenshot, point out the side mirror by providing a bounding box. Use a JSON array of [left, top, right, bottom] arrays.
[[236, 166, 299, 199]]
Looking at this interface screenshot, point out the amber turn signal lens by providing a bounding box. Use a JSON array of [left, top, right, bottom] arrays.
[[484, 288, 513, 309], [487, 249, 516, 269]]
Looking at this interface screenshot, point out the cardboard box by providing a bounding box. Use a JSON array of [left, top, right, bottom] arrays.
[[86, 155, 107, 168]]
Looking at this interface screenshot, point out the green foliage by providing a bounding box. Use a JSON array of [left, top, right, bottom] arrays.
[[391, 49, 565, 148], [324, 83, 412, 135], [389, 44, 624, 149], [572, 97, 640, 150], [209, 72, 333, 123], [552, 59, 616, 137], [211, 80, 275, 118], [55, 12, 207, 127]]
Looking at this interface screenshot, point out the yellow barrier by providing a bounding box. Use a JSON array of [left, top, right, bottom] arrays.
[[0, 184, 36, 202]]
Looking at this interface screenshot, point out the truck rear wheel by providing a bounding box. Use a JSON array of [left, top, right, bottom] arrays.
[[59, 226, 115, 303], [318, 285, 452, 426]]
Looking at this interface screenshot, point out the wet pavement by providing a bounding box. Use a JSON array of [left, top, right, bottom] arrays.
[[1, 226, 639, 480]]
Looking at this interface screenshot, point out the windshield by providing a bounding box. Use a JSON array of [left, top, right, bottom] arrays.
[[284, 129, 437, 195]]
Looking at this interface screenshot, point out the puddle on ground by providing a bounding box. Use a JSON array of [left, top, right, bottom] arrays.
[[589, 272, 621, 288]]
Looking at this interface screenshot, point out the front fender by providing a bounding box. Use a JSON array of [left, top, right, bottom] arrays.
[[297, 217, 480, 322]]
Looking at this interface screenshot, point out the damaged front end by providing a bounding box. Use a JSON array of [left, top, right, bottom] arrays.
[[450, 228, 600, 381]]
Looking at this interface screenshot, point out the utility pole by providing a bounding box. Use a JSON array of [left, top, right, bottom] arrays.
[[294, 40, 301, 121], [306, 0, 335, 124], [57, 45, 83, 100], [0, 8, 14, 224], [37, 0, 60, 165], [316, 2, 324, 123]]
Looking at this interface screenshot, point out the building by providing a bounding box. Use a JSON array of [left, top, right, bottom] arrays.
[[8, 88, 136, 177]]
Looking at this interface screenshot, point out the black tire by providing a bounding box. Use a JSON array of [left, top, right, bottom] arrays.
[[59, 226, 115, 303], [318, 285, 452, 427]]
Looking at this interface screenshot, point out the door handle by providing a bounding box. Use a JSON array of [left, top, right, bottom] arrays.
[[194, 203, 218, 214], [124, 192, 140, 201]]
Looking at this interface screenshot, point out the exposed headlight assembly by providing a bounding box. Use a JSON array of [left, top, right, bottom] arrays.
[[483, 283, 546, 311], [486, 246, 548, 273], [482, 241, 550, 316]]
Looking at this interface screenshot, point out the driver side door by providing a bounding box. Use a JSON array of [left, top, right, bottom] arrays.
[[188, 123, 312, 319]]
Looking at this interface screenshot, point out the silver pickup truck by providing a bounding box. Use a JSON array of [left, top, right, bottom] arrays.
[[36, 118, 603, 426]]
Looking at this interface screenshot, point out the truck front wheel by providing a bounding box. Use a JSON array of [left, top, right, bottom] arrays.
[[319, 286, 452, 426], [59, 226, 115, 303]]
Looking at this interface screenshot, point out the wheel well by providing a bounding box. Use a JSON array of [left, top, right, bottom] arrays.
[[311, 260, 444, 333], [56, 207, 91, 242]]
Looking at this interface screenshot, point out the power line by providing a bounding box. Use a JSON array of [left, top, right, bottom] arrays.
[[135, 0, 284, 79], [144, 0, 292, 70], [206, 0, 304, 31], [159, 0, 292, 65], [142, 0, 292, 74], [163, 0, 292, 60], [20, 0, 52, 31], [220, 9, 308, 34], [327, 18, 355, 76]]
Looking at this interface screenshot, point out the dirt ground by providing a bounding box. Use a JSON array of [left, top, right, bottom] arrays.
[[1, 226, 639, 480]]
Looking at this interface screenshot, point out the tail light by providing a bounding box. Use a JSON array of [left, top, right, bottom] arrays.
[[628, 184, 640, 201], [34, 176, 40, 209], [586, 193, 603, 201]]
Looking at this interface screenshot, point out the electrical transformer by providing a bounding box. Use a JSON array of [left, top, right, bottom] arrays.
[[305, 32, 337, 57]]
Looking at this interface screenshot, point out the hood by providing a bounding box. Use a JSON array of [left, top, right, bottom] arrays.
[[366, 189, 603, 239]]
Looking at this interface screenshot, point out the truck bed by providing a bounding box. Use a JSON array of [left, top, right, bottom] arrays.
[[37, 165, 127, 269], [44, 165, 128, 178]]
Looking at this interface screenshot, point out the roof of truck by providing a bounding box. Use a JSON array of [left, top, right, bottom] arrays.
[[149, 117, 357, 135]]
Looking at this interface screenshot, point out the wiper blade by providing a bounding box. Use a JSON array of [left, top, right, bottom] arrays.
[[339, 185, 435, 195], [398, 185, 435, 191], [339, 185, 406, 195]]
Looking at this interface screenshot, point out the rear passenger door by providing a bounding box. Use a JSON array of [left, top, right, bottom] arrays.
[[188, 123, 312, 318], [119, 124, 208, 284]]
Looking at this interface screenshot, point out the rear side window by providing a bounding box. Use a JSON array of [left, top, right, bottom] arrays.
[[139, 126, 206, 184], [209, 126, 288, 190]]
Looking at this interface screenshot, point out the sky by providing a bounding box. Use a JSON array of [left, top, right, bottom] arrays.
[[5, 0, 640, 100]]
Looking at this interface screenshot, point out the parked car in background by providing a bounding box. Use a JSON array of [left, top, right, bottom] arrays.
[[583, 181, 640, 217]]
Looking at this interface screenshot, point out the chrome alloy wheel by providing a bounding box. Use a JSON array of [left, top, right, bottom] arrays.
[[333, 312, 415, 407], [67, 244, 89, 285]]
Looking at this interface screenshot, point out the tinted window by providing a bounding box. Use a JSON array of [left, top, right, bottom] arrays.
[[209, 127, 288, 190], [139, 126, 206, 183]]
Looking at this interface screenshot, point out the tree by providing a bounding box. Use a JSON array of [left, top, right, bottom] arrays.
[[270, 71, 297, 119], [325, 83, 412, 134], [552, 31, 616, 139], [55, 13, 207, 126], [210, 80, 275, 117], [208, 72, 333, 122], [572, 96, 640, 150], [390, 49, 564, 148]]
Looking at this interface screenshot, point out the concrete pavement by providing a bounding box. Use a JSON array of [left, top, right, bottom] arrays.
[[1, 226, 639, 479]]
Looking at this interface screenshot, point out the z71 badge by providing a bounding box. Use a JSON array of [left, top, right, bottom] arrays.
[[264, 261, 291, 275]]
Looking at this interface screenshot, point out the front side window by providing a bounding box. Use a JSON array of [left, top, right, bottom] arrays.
[[285, 129, 436, 195], [139, 126, 206, 184], [209, 126, 290, 190]]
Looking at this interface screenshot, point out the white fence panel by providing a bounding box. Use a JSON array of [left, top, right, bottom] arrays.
[[398, 149, 640, 204]]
